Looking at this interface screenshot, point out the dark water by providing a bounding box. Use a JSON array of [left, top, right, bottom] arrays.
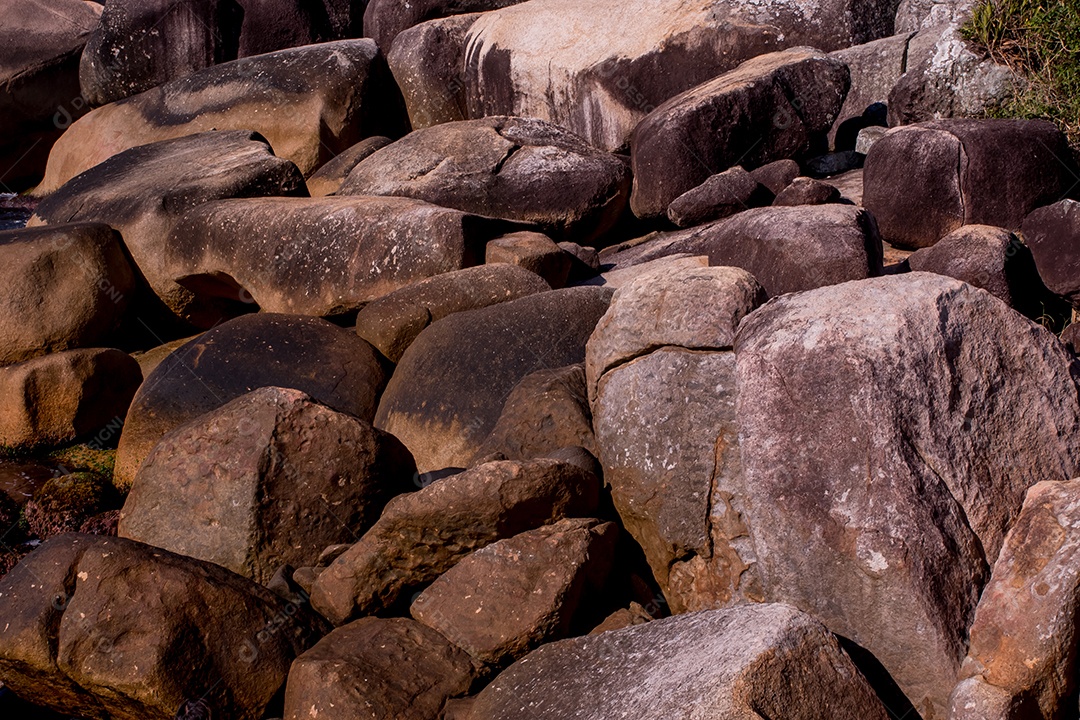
[[0, 194, 31, 231]]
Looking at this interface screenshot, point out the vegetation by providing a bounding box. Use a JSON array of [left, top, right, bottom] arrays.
[[963, 0, 1080, 145]]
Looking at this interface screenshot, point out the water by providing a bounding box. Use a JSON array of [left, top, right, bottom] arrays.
[[0, 193, 31, 231]]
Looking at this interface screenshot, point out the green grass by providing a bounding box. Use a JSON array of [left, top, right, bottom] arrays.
[[963, 0, 1080, 145]]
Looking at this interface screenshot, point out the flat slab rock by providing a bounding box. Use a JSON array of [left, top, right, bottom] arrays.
[[465, 603, 890, 720]]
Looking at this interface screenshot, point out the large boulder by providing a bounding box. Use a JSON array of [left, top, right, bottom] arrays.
[[465, 604, 890, 720], [950, 479, 1080, 720], [113, 314, 388, 492], [0, 349, 142, 452], [0, 224, 134, 366], [1021, 199, 1080, 308], [863, 120, 1074, 249], [119, 387, 416, 584], [367, 0, 525, 52], [164, 196, 511, 325], [41, 40, 407, 194], [80, 0, 364, 107], [29, 131, 306, 325], [0, 533, 323, 720], [630, 47, 850, 218], [310, 458, 601, 624], [827, 32, 910, 149], [338, 117, 631, 243], [283, 617, 475, 720], [461, 0, 902, 153], [374, 287, 612, 472], [0, 0, 101, 190], [354, 264, 550, 363], [734, 273, 1080, 718]]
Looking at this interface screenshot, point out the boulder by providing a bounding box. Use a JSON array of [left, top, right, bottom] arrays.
[[896, 0, 979, 31], [734, 273, 1080, 717], [465, 604, 889, 720], [374, 286, 612, 472], [28, 130, 306, 325], [339, 116, 631, 243], [80, 0, 365, 106], [119, 387, 415, 584], [41, 40, 408, 193], [310, 458, 601, 624], [164, 196, 510, 325], [0, 224, 134, 366], [587, 254, 709, 289], [772, 177, 842, 206], [305, 136, 392, 197], [748, 159, 800, 195], [462, 0, 902, 153], [367, 0, 526, 52], [0, 349, 141, 452], [354, 264, 550, 363], [113, 313, 387, 492], [863, 120, 1072, 249], [411, 518, 618, 667], [485, 232, 572, 289], [0, 533, 323, 720], [630, 47, 850, 218], [665, 167, 765, 229], [283, 617, 475, 720], [950, 479, 1080, 720], [1022, 200, 1080, 307], [0, 0, 101, 190], [828, 33, 911, 149]]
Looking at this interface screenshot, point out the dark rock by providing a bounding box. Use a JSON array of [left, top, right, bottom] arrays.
[[772, 176, 843, 206], [367, 0, 525, 52], [486, 232, 572, 289], [24, 472, 116, 540], [1022, 199, 1080, 308], [803, 150, 863, 177], [630, 48, 850, 218], [828, 32, 911, 149], [306, 136, 392, 197], [748, 159, 800, 196], [665, 167, 765, 228], [77, 510, 119, 537]]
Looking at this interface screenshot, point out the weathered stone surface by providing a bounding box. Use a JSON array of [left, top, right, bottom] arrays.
[[80, 0, 365, 106], [25, 472, 117, 541], [589, 602, 653, 635], [339, 117, 631, 243], [772, 176, 842, 206], [665, 167, 765, 228], [284, 617, 475, 720], [0, 0, 100, 190], [896, 0, 978, 32], [486, 232, 572, 289], [0, 224, 134, 366], [864, 120, 1074, 249], [375, 287, 612, 471], [734, 273, 1080, 718], [165, 196, 508, 325], [0, 533, 322, 720], [466, 604, 890, 720], [311, 458, 601, 624], [306, 136, 392, 197], [367, 0, 525, 52], [42, 40, 407, 193], [828, 32, 911, 149], [473, 364, 596, 463], [354, 264, 550, 364], [748, 158, 801, 195], [29, 130, 306, 324], [120, 387, 415, 584], [630, 48, 850, 218], [950, 479, 1080, 720], [462, 0, 902, 154], [412, 518, 617, 667], [114, 313, 387, 492], [1022, 200, 1080, 308], [0, 349, 141, 451]]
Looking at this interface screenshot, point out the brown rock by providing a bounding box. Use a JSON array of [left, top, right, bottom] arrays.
[[588, 602, 653, 635], [284, 617, 475, 720], [24, 472, 116, 540], [665, 167, 766, 228], [486, 232, 572, 289], [310, 458, 601, 624], [119, 387, 415, 584], [772, 176, 843, 206], [1022, 199, 1080, 307], [748, 159, 801, 196], [306, 136, 392, 197], [828, 32, 912, 149], [412, 518, 617, 667], [366, 0, 525, 52]]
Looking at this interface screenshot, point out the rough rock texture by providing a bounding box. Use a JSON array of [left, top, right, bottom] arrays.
[[80, 0, 366, 106], [310, 458, 601, 624], [630, 47, 850, 218], [412, 518, 617, 667], [734, 273, 1080, 718], [666, 167, 765, 228], [465, 604, 890, 720], [749, 159, 801, 195], [374, 287, 612, 471], [25, 472, 117, 540], [1022, 200, 1080, 308], [896, 0, 979, 31], [306, 136, 392, 197], [120, 387, 415, 584], [462, 0, 902, 154], [473, 364, 597, 463], [114, 314, 387, 492], [949, 479, 1080, 720], [863, 120, 1073, 249], [367, 0, 525, 53], [0, 349, 141, 451], [486, 232, 571, 289], [0, 534, 322, 720], [0, 0, 101, 190], [828, 33, 911, 149], [339, 116, 631, 243], [772, 176, 842, 206], [29, 130, 306, 324], [165, 196, 508, 325], [284, 617, 475, 720], [354, 264, 550, 363], [0, 224, 134, 366], [41, 40, 407, 193]]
